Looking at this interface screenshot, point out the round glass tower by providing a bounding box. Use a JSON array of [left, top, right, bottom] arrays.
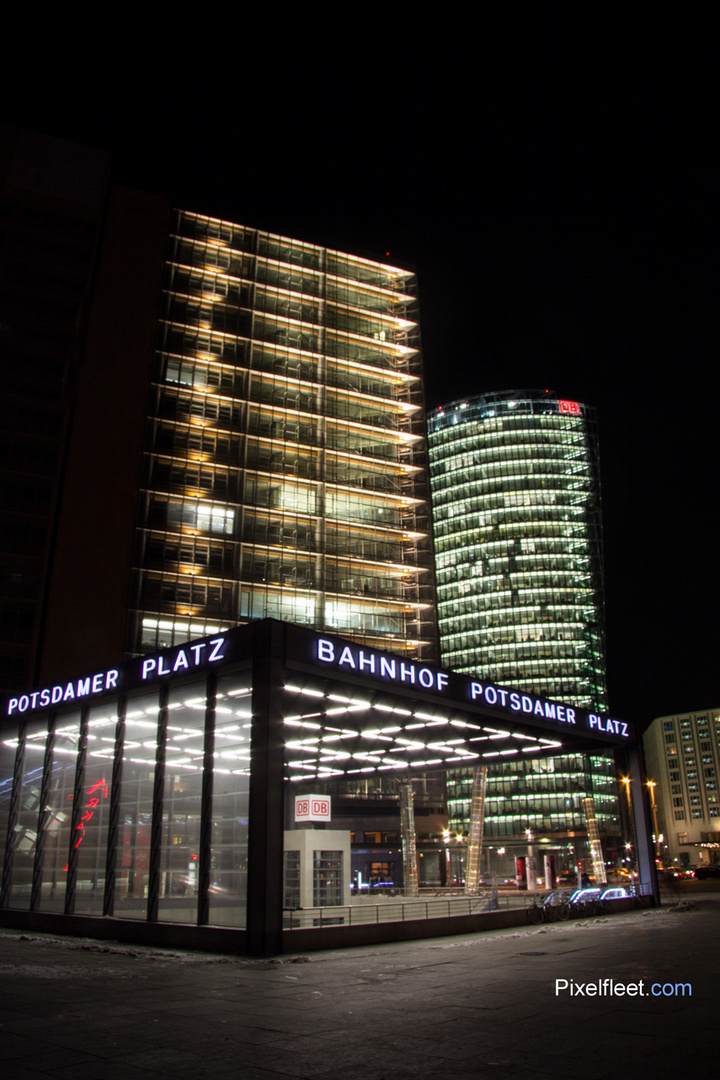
[[428, 389, 606, 708]]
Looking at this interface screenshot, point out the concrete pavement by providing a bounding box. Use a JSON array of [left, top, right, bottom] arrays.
[[1, 897, 718, 1079]]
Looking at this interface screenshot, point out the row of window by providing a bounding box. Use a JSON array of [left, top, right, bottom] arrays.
[[163, 323, 417, 373], [175, 212, 414, 291], [165, 352, 415, 400]]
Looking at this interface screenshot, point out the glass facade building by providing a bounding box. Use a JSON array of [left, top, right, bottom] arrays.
[[129, 211, 436, 662], [428, 391, 605, 705], [428, 391, 619, 871], [0, 621, 649, 954]]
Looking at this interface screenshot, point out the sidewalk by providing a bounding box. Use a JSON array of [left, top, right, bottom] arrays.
[[1, 898, 717, 1079]]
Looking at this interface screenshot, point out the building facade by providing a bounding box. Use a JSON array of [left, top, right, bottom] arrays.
[[643, 707, 720, 868], [427, 390, 619, 877], [0, 620, 650, 954], [128, 211, 436, 662]]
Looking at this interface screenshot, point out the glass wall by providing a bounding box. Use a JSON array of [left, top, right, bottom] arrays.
[[0, 732, 17, 888], [208, 671, 251, 927], [6, 719, 48, 908], [0, 664, 254, 929], [281, 672, 568, 927], [114, 693, 159, 918], [158, 683, 205, 923], [41, 712, 81, 911], [74, 704, 115, 914]]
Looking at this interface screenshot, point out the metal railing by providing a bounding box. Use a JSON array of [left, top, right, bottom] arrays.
[[283, 890, 523, 930]]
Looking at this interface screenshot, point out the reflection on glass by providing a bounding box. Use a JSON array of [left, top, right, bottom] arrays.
[[0, 732, 19, 889], [159, 683, 206, 923], [207, 672, 251, 927], [7, 720, 48, 909], [41, 713, 81, 911], [114, 693, 159, 918], [73, 705, 117, 914]]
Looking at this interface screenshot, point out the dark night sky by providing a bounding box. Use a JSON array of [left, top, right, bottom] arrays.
[[4, 14, 718, 726]]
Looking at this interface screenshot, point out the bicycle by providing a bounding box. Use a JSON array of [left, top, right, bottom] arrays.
[[526, 896, 545, 924], [547, 897, 570, 920]]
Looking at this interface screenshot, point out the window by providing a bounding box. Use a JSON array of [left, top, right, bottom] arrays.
[[313, 851, 343, 907], [166, 501, 236, 536], [284, 851, 301, 909]]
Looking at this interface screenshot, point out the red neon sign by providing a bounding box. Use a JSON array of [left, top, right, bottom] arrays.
[[64, 777, 108, 870], [558, 399, 581, 416]]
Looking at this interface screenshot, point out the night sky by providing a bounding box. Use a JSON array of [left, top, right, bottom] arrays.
[[4, 15, 718, 726]]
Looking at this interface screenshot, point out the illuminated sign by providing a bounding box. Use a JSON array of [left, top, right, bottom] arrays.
[[315, 637, 629, 741], [6, 636, 228, 717], [470, 681, 577, 724], [140, 638, 225, 680], [316, 638, 449, 692], [5, 623, 631, 744], [7, 670, 120, 716], [558, 399, 581, 415], [295, 795, 332, 822]]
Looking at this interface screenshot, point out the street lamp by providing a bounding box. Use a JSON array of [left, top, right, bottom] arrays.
[[620, 776, 637, 880], [646, 780, 662, 868]]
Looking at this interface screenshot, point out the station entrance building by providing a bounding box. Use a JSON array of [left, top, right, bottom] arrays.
[[0, 621, 655, 954]]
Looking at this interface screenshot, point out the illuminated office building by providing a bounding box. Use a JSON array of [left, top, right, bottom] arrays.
[[427, 390, 618, 870], [129, 211, 436, 661], [643, 707, 720, 868], [428, 391, 605, 703]]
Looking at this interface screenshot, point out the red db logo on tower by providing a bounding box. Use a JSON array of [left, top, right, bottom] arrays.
[[295, 794, 332, 822]]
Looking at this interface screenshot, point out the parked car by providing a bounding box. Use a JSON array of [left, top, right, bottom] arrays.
[[569, 887, 603, 904], [694, 865, 720, 879], [600, 886, 631, 900]]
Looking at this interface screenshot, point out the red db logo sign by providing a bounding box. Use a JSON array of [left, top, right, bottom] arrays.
[[295, 794, 332, 822], [558, 399, 581, 416]]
